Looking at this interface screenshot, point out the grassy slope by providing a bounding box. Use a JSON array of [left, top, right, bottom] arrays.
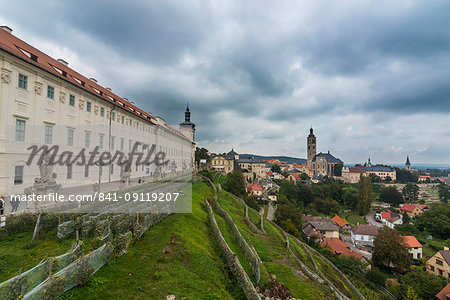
[[215, 188, 336, 299], [60, 181, 243, 300]]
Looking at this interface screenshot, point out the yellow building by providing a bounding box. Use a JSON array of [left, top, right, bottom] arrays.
[[426, 249, 450, 278]]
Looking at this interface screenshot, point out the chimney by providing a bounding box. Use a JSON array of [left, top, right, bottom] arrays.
[[57, 59, 68, 66], [89, 78, 97, 83], [0, 26, 12, 34], [445, 246, 449, 251]]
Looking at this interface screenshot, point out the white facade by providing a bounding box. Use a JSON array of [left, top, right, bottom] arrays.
[[408, 247, 422, 259], [350, 232, 376, 244], [0, 28, 195, 196]]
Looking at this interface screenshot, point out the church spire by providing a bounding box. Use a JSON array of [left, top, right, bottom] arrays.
[[185, 102, 191, 123]]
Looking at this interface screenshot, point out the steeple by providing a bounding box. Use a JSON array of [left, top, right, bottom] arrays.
[[405, 156, 411, 170], [185, 102, 191, 123]]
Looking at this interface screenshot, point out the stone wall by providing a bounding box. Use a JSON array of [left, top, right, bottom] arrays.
[[205, 200, 261, 300]]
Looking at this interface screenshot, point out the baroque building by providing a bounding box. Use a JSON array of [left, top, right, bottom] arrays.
[[0, 26, 195, 195]]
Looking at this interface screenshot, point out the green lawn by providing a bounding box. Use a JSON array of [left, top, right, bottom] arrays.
[[59, 181, 244, 299], [341, 212, 368, 226]]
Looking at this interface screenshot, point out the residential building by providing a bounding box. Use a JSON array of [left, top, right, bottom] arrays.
[[400, 204, 430, 217], [341, 166, 366, 183], [331, 215, 352, 233], [302, 218, 339, 239], [210, 151, 236, 174], [356, 161, 397, 181], [237, 156, 266, 178], [379, 212, 403, 228], [268, 191, 277, 202], [246, 183, 263, 197], [0, 26, 195, 195], [321, 237, 363, 259], [350, 224, 379, 251], [426, 249, 450, 278], [402, 236, 422, 259]]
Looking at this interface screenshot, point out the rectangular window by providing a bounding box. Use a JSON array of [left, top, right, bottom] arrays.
[[69, 94, 75, 107], [45, 125, 53, 144], [436, 259, 443, 266], [14, 166, 24, 185], [129, 119, 133, 126], [67, 165, 72, 179], [86, 101, 92, 112], [111, 136, 115, 150], [99, 134, 104, 149], [85, 132, 91, 148], [120, 138, 124, 151], [18, 73, 28, 90], [15, 119, 26, 141], [100, 107, 105, 117], [84, 165, 89, 177], [47, 85, 54, 99], [121, 116, 124, 124], [111, 111, 116, 121], [67, 128, 74, 146]]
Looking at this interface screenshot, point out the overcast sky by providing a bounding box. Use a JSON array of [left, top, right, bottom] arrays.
[[2, 1, 450, 164]]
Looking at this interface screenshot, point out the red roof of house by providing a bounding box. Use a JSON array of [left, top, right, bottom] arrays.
[[0, 27, 189, 140], [436, 283, 450, 300], [250, 184, 262, 191], [418, 204, 430, 210], [402, 236, 422, 248], [321, 238, 363, 259], [348, 167, 366, 173], [381, 212, 391, 219], [331, 215, 349, 228], [400, 204, 418, 212]]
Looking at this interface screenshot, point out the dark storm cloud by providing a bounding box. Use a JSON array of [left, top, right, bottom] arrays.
[[2, 0, 450, 162]]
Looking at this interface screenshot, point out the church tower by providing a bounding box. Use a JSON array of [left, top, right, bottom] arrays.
[[307, 127, 316, 170], [405, 156, 411, 171], [179, 103, 195, 142]]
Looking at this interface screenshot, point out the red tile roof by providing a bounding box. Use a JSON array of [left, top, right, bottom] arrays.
[[0, 28, 189, 140], [321, 238, 363, 259], [400, 204, 419, 212], [331, 215, 349, 228], [402, 236, 422, 248], [436, 283, 450, 300], [250, 183, 262, 191], [381, 212, 391, 219]]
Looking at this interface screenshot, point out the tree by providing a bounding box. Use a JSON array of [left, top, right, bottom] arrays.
[[398, 269, 449, 300], [333, 163, 343, 177], [414, 203, 450, 239], [372, 227, 411, 271], [438, 182, 449, 203], [223, 170, 246, 198], [357, 175, 373, 215], [195, 147, 210, 166], [342, 186, 358, 210], [402, 183, 419, 202], [368, 173, 382, 183], [271, 164, 281, 173], [395, 168, 419, 183], [275, 203, 303, 237], [379, 186, 404, 206]]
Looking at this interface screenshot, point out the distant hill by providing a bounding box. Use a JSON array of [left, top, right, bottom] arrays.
[[241, 154, 307, 164]]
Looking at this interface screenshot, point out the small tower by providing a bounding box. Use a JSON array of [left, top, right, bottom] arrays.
[[307, 127, 316, 170], [405, 156, 411, 171], [179, 103, 195, 142]]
